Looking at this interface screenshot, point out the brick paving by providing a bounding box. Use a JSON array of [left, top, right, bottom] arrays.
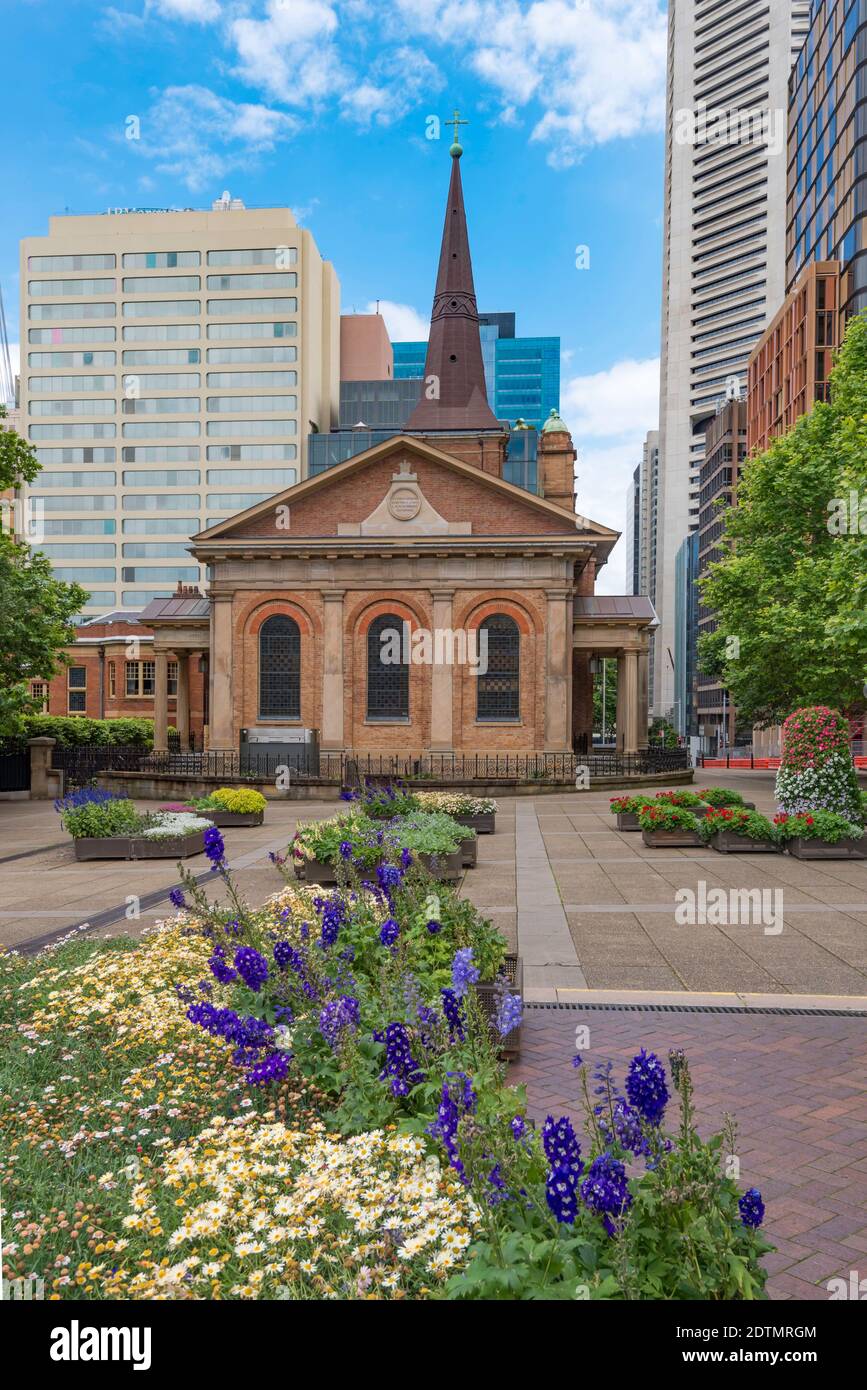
[[510, 1005, 867, 1301]]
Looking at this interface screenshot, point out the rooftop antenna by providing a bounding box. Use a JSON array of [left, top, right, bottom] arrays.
[[0, 285, 14, 408]]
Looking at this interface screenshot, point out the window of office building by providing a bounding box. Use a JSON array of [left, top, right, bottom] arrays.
[[29, 253, 115, 271], [205, 467, 295, 487], [122, 516, 198, 534], [122, 251, 201, 269], [122, 541, 192, 558], [122, 493, 199, 510], [30, 302, 115, 320], [39, 542, 116, 560], [122, 348, 201, 365], [206, 345, 297, 364], [206, 394, 296, 412], [29, 279, 116, 297], [34, 493, 115, 512], [125, 372, 200, 390], [206, 272, 297, 290], [42, 518, 116, 536], [206, 418, 296, 437], [122, 421, 200, 438], [122, 300, 200, 318], [29, 350, 117, 367], [30, 423, 117, 440], [29, 375, 116, 392], [29, 399, 116, 416], [122, 468, 200, 486], [206, 370, 297, 388], [121, 565, 199, 583], [206, 297, 297, 316], [121, 445, 199, 463], [205, 492, 271, 509], [122, 590, 172, 607], [206, 248, 297, 266], [206, 321, 296, 340], [29, 326, 116, 343], [121, 397, 199, 414], [122, 275, 201, 294], [122, 324, 198, 341], [35, 467, 116, 485]]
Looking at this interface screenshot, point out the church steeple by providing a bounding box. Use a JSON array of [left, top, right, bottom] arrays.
[[405, 128, 501, 432]]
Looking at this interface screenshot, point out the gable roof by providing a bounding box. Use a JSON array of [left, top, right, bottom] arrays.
[[192, 433, 617, 546]]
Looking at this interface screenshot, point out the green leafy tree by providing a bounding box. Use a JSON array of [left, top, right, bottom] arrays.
[[0, 407, 88, 735], [698, 314, 867, 725], [592, 657, 618, 737]]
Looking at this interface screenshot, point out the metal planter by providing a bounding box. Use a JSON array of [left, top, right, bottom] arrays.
[[786, 835, 867, 860], [641, 828, 704, 848], [73, 831, 206, 861], [709, 830, 781, 854]]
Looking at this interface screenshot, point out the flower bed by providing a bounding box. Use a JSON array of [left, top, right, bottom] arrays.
[[1, 818, 772, 1302], [55, 788, 211, 861], [774, 706, 862, 822], [773, 810, 867, 859], [638, 803, 704, 847], [698, 788, 756, 811], [698, 807, 781, 854], [292, 808, 474, 883], [609, 794, 652, 831]]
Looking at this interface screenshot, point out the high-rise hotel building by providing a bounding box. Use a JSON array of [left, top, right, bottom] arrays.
[[654, 0, 810, 717], [20, 201, 339, 614]]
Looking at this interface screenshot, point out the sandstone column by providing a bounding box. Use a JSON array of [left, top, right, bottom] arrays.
[[615, 651, 626, 752], [544, 589, 572, 752], [154, 650, 169, 753], [637, 646, 649, 750], [210, 597, 234, 751], [430, 589, 454, 752], [622, 647, 640, 754], [175, 651, 190, 751], [321, 590, 345, 750]]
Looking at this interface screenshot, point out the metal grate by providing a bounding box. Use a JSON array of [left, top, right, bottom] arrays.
[[258, 613, 300, 719], [367, 614, 409, 720], [477, 614, 520, 721], [526, 1002, 867, 1018]]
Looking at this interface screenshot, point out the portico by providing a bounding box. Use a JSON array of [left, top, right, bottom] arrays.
[[572, 596, 657, 754]]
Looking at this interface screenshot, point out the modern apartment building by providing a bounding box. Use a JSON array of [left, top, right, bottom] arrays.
[[625, 463, 642, 596], [695, 394, 748, 746], [393, 311, 560, 429], [747, 258, 841, 451], [654, 0, 810, 717], [786, 0, 867, 319], [20, 200, 339, 614]]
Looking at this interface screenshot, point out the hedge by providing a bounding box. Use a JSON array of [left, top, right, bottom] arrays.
[[18, 716, 176, 748]]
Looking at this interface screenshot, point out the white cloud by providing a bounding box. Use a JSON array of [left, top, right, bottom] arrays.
[[366, 300, 429, 340], [341, 47, 445, 127], [229, 0, 345, 106], [132, 85, 300, 191], [146, 0, 221, 21], [561, 356, 659, 592]]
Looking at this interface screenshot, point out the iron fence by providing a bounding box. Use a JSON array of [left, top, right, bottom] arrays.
[[0, 745, 30, 792], [51, 743, 690, 788]]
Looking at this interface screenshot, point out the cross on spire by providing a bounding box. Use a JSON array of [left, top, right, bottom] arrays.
[[446, 108, 468, 154]]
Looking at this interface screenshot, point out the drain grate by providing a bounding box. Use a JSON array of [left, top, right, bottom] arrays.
[[526, 1001, 867, 1018]]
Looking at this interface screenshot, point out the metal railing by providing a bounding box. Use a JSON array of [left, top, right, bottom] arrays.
[[0, 745, 30, 792], [51, 744, 690, 787]]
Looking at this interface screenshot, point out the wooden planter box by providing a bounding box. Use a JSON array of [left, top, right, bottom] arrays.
[[641, 827, 704, 848], [615, 811, 643, 831], [459, 836, 477, 868], [709, 830, 781, 854], [73, 831, 206, 861], [417, 848, 464, 881], [477, 954, 523, 1059], [786, 835, 867, 860], [201, 809, 265, 828], [301, 856, 339, 884], [454, 811, 496, 835]]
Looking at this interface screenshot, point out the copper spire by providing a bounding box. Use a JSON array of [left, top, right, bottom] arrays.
[[405, 135, 501, 432]]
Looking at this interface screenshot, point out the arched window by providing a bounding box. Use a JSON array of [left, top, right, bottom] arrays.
[[476, 614, 520, 721], [367, 613, 409, 720], [259, 614, 300, 718]]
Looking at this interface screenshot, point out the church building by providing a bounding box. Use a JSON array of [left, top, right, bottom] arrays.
[[141, 139, 655, 758]]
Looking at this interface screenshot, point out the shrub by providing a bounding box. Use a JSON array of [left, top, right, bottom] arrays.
[[55, 787, 142, 839], [654, 789, 706, 808], [774, 706, 861, 821], [210, 787, 267, 814], [609, 795, 652, 815], [637, 803, 700, 833], [698, 807, 778, 843], [21, 715, 167, 748], [698, 787, 747, 808], [773, 810, 864, 843]]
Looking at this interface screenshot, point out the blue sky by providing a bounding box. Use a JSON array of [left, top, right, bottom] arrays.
[[3, 0, 669, 590]]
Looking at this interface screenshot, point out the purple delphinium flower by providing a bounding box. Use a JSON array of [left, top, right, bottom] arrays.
[[379, 917, 400, 948], [511, 1115, 526, 1141], [542, 1115, 583, 1182], [440, 987, 465, 1042], [426, 919, 441, 935], [571, 1053, 583, 1069], [546, 1165, 579, 1224], [169, 887, 186, 909], [207, 944, 238, 985], [316, 894, 348, 949], [339, 840, 353, 860], [233, 946, 269, 993], [428, 1072, 476, 1182], [581, 1152, 632, 1235], [738, 1187, 765, 1229], [375, 1021, 426, 1096], [625, 1048, 670, 1127], [318, 994, 361, 1049], [376, 863, 404, 893], [494, 992, 522, 1037], [400, 847, 413, 870], [246, 1051, 290, 1086], [451, 946, 479, 999], [203, 825, 226, 868]]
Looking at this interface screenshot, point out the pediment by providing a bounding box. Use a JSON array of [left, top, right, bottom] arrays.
[[337, 468, 471, 536]]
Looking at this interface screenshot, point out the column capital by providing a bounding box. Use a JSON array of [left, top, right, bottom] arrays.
[[430, 588, 456, 602], [322, 589, 346, 602]]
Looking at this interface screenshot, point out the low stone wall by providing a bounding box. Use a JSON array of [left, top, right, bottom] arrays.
[[93, 767, 694, 801]]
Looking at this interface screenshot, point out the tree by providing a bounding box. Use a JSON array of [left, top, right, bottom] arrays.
[[592, 657, 618, 737], [697, 314, 867, 725], [0, 407, 88, 735]]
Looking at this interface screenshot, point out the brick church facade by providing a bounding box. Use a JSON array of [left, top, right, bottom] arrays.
[[142, 144, 655, 757]]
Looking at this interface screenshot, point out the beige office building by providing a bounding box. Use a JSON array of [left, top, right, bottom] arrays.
[[20, 200, 339, 614], [654, 0, 809, 717]]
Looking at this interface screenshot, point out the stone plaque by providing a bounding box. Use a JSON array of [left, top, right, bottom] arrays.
[[388, 487, 421, 521]]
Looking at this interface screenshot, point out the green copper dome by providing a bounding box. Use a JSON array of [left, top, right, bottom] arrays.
[[449, 140, 463, 158], [541, 407, 568, 433]]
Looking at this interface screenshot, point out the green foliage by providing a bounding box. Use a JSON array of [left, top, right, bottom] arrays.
[[773, 809, 864, 843], [0, 539, 88, 736], [697, 787, 747, 807], [20, 715, 163, 747], [637, 803, 701, 833], [648, 716, 678, 748], [60, 798, 141, 839], [655, 789, 707, 808], [699, 314, 867, 724], [608, 794, 652, 814], [698, 808, 779, 843]]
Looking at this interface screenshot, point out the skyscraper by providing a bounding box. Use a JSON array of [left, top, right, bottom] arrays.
[[20, 200, 339, 615], [654, 0, 810, 717]]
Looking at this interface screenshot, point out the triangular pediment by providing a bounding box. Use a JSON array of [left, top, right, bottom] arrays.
[[193, 434, 614, 548]]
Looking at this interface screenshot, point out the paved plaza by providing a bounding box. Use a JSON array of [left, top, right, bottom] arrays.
[[2, 771, 866, 1300]]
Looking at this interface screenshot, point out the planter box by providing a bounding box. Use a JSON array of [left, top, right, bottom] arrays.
[[301, 856, 339, 884], [73, 831, 206, 861], [454, 810, 496, 835], [201, 809, 265, 828], [615, 811, 643, 831], [709, 830, 781, 854], [641, 827, 704, 848], [786, 835, 867, 860], [417, 848, 464, 881], [459, 835, 477, 868], [477, 954, 523, 1059]]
